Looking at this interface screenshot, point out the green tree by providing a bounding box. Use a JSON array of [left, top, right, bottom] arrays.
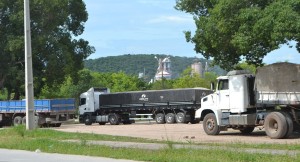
[[176, 0, 300, 70], [173, 68, 210, 88], [107, 72, 146, 92], [0, 0, 94, 99], [150, 78, 174, 90], [234, 62, 258, 74]]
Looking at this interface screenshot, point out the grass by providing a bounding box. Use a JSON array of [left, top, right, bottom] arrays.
[[0, 125, 299, 162]]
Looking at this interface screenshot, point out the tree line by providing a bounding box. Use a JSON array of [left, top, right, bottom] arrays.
[[84, 54, 226, 81]]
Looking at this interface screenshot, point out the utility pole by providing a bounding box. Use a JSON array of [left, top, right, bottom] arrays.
[[24, 0, 35, 130]]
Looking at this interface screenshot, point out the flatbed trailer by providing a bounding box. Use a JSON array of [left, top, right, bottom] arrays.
[[0, 98, 75, 127], [79, 87, 212, 125]]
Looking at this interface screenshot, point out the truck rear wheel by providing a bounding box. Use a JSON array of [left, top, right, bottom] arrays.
[[108, 114, 120, 125], [281, 112, 293, 138], [13, 116, 22, 126], [165, 113, 175, 124], [264, 112, 288, 139], [175, 112, 186, 123], [203, 113, 220, 135], [155, 113, 165, 124]]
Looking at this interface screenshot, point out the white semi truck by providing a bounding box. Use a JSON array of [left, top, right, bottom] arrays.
[[196, 62, 300, 139], [78, 88, 212, 125]]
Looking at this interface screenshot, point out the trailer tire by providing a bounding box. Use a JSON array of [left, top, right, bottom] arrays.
[[165, 113, 175, 124], [175, 112, 186, 123], [240, 127, 255, 134], [22, 116, 26, 125], [84, 114, 93, 125], [264, 112, 288, 139], [108, 114, 120, 125], [99, 122, 106, 125], [203, 113, 220, 135], [281, 112, 293, 138], [155, 113, 165, 124], [13, 116, 23, 126]]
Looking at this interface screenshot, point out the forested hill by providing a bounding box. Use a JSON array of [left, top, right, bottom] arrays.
[[84, 54, 226, 80]]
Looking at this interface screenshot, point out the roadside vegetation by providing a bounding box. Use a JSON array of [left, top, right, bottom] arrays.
[[0, 125, 298, 162]]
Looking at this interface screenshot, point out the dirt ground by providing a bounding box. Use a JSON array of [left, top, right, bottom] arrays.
[[53, 121, 300, 144]]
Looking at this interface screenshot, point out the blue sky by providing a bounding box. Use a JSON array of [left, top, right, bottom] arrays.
[[81, 0, 300, 64]]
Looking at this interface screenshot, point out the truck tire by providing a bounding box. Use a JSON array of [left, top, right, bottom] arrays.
[[84, 114, 93, 125], [155, 113, 165, 124], [264, 112, 288, 139], [108, 114, 120, 125], [203, 113, 220, 135], [240, 127, 255, 134], [281, 112, 293, 138], [175, 112, 186, 123], [13, 116, 23, 126], [165, 113, 175, 124], [22, 116, 26, 125]]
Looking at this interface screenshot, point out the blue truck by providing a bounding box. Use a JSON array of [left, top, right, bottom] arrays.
[[0, 98, 76, 127]]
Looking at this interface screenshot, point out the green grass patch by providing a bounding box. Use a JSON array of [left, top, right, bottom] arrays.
[[0, 125, 299, 162]]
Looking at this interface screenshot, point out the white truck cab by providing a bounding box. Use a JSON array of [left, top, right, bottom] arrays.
[[195, 70, 256, 135], [78, 87, 110, 123]]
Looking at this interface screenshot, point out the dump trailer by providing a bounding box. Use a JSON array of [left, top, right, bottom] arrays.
[[196, 62, 300, 139], [79, 87, 212, 125], [0, 98, 76, 127]]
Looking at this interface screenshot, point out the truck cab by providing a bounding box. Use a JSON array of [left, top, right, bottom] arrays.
[[195, 70, 256, 135], [78, 87, 110, 124]]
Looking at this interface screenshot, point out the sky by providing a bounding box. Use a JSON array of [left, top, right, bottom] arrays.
[[81, 0, 300, 64]]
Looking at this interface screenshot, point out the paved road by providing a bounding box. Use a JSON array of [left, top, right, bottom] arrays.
[[0, 149, 139, 162]]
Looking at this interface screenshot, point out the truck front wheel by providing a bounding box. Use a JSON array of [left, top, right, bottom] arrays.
[[203, 113, 220, 135], [84, 114, 93, 125], [264, 112, 288, 139]]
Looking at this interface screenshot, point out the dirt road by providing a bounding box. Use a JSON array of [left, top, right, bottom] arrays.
[[53, 122, 300, 144]]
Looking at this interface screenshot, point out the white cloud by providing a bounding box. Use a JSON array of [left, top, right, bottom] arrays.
[[147, 15, 194, 24]]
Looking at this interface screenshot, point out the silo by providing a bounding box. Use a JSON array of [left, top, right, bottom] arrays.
[[191, 62, 203, 77]]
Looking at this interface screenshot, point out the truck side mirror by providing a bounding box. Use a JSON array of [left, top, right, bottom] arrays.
[[210, 82, 215, 91]]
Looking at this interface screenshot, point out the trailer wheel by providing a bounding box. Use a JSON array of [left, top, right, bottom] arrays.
[[155, 113, 165, 124], [108, 114, 120, 125], [22, 116, 26, 125], [281, 112, 293, 138], [13, 116, 23, 126], [84, 114, 93, 125], [175, 112, 186, 123], [99, 122, 106, 125], [264, 112, 288, 139], [203, 113, 220, 135], [240, 127, 255, 134], [165, 113, 175, 124]]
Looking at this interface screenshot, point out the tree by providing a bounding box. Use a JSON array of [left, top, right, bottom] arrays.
[[234, 62, 258, 74], [0, 0, 94, 99], [176, 0, 300, 70], [173, 68, 210, 88], [150, 78, 174, 90]]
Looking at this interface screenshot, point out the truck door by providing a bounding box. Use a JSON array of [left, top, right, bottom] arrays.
[[217, 79, 230, 109]]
